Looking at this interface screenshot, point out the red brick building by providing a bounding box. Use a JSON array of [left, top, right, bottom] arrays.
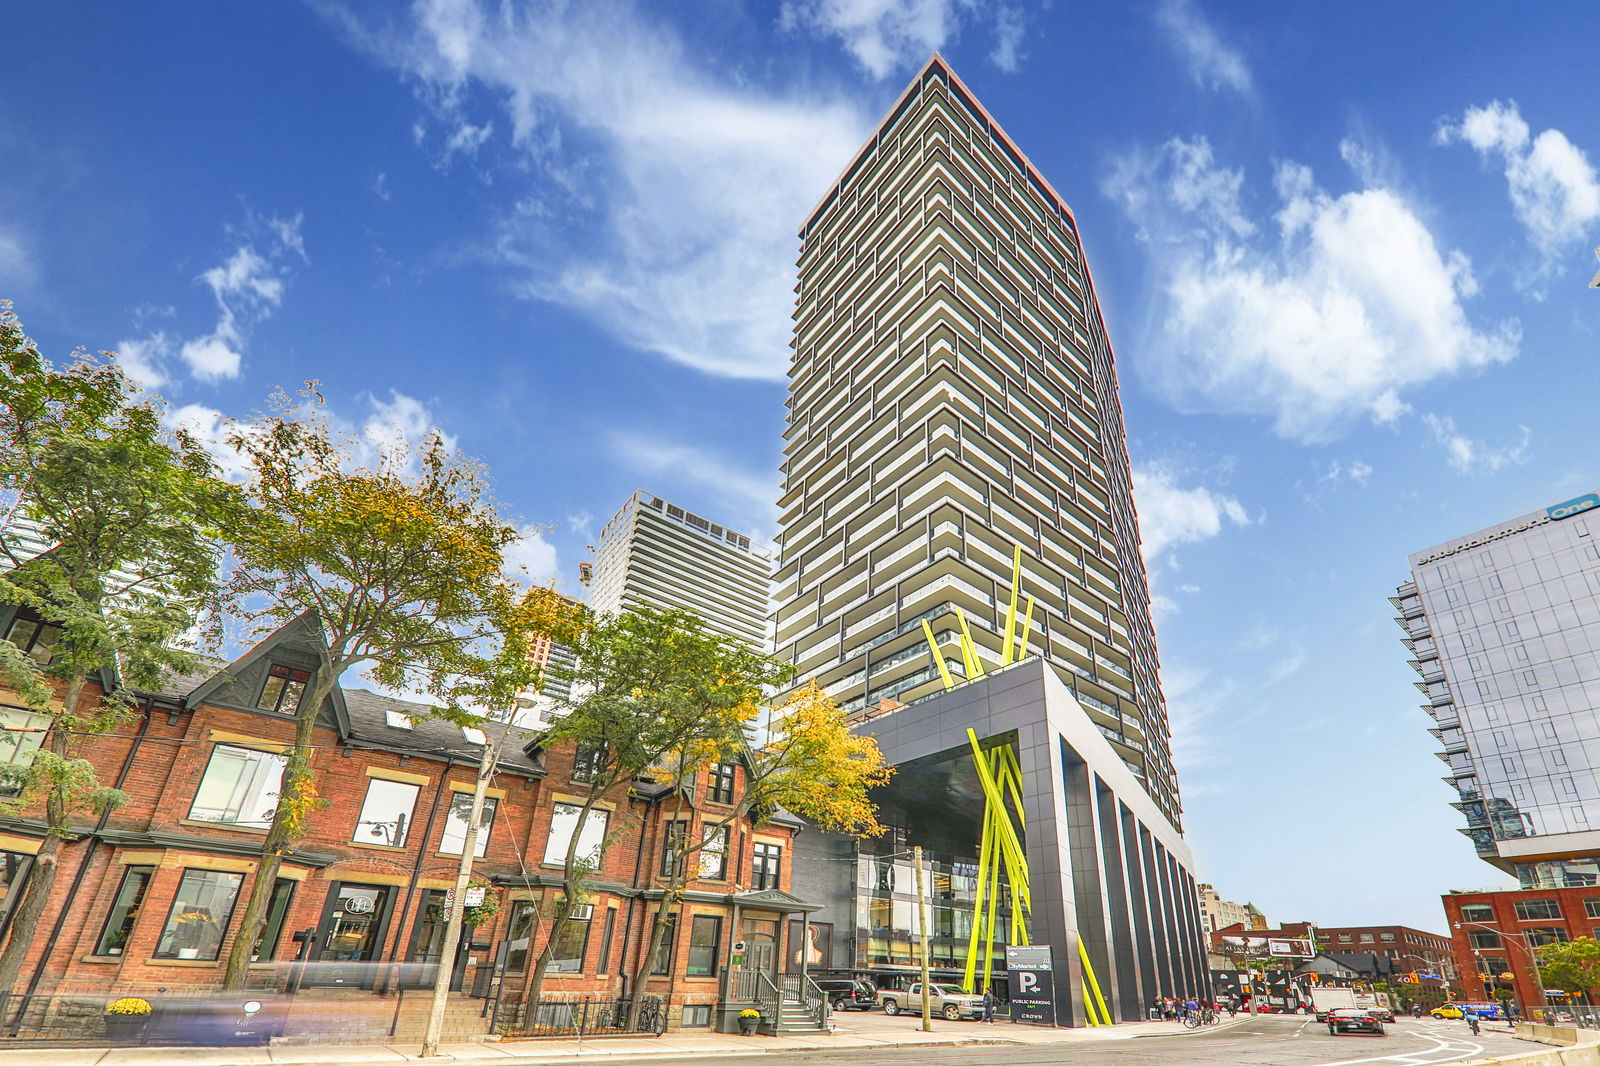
[[0, 609, 815, 1035], [1442, 887, 1600, 1011]]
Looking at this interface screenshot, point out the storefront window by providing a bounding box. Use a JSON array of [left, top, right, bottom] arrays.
[[505, 900, 537, 972], [549, 905, 592, 973], [252, 878, 296, 961], [154, 869, 243, 960], [95, 865, 153, 955]]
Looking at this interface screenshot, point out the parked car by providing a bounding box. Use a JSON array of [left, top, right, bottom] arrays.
[[1328, 1008, 1385, 1036], [815, 979, 878, 1012], [878, 983, 986, 1021], [1430, 1006, 1464, 1019]]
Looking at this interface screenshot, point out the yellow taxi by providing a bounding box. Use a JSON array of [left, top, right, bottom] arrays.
[[1430, 1006, 1464, 1019]]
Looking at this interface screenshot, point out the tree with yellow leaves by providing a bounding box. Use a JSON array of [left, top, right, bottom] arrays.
[[519, 606, 787, 1012], [628, 680, 891, 1028], [217, 386, 520, 990]]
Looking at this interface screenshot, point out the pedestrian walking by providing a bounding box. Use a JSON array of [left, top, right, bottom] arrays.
[[982, 989, 996, 1024]]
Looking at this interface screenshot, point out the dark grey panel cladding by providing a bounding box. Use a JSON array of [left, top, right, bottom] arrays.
[[841, 660, 1202, 1027], [1061, 738, 1111, 1021], [1133, 826, 1163, 996], [1120, 803, 1159, 1009], [1096, 778, 1139, 1018], [790, 828, 859, 968]]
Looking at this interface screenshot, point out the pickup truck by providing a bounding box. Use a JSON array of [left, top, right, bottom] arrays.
[[878, 982, 986, 1021]]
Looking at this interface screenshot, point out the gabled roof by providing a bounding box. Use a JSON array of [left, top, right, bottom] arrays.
[[184, 611, 351, 734], [139, 612, 543, 776]]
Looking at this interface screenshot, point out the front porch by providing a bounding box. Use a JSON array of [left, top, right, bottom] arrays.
[[710, 889, 830, 1036]]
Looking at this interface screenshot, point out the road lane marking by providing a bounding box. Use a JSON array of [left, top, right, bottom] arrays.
[[1310, 1030, 1488, 1066]]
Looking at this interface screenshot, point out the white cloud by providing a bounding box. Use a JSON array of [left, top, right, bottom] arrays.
[[360, 388, 459, 469], [780, 0, 1028, 79], [351, 0, 871, 382], [114, 332, 173, 391], [1318, 458, 1373, 488], [127, 216, 306, 387], [610, 433, 779, 541], [567, 509, 595, 544], [165, 403, 253, 482], [167, 389, 463, 485], [1437, 100, 1600, 281], [179, 334, 245, 383], [1105, 136, 1520, 442], [0, 226, 36, 288], [1422, 414, 1531, 475], [1153, 0, 1251, 96], [989, 5, 1024, 72], [504, 524, 559, 584], [1133, 464, 1250, 568]]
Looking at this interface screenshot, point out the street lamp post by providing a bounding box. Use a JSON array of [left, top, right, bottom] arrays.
[[1455, 921, 1551, 1020]]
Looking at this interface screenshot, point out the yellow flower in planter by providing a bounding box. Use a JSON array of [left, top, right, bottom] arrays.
[[106, 998, 152, 1016], [738, 1009, 761, 1019]]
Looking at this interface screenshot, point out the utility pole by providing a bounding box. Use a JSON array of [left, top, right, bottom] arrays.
[[914, 845, 932, 1032]]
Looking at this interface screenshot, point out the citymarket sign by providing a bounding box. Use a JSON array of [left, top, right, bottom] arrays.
[[1416, 491, 1598, 564], [1547, 493, 1600, 521]]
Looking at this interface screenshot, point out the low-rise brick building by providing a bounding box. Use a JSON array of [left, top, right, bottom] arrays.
[[0, 607, 812, 1036], [1442, 886, 1600, 1010]]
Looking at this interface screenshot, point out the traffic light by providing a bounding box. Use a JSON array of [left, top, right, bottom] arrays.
[[1500, 972, 1514, 981]]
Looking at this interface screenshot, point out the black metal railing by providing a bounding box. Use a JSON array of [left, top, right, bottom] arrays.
[[490, 995, 665, 1039]]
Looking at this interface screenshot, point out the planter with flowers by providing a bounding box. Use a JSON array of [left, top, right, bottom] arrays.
[[737, 1008, 762, 1035], [104, 997, 152, 1043]]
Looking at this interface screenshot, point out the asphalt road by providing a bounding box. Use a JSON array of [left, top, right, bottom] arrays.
[[673, 1013, 1537, 1065]]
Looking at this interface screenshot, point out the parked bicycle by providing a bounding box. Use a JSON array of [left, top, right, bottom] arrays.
[[1182, 1007, 1217, 1028]]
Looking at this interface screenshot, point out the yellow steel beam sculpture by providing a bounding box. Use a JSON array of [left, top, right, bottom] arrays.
[[920, 541, 1037, 695], [1079, 937, 1113, 1026]]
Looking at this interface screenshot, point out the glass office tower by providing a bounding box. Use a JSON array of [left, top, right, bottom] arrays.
[[1396, 492, 1600, 887]]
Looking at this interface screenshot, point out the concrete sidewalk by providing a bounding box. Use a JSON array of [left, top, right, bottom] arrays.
[[0, 1015, 1239, 1065]]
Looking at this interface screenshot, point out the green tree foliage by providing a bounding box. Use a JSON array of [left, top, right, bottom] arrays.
[[520, 607, 787, 1006], [627, 680, 891, 1026], [217, 385, 519, 988], [0, 303, 240, 991], [1538, 936, 1600, 1003], [420, 585, 581, 1057]]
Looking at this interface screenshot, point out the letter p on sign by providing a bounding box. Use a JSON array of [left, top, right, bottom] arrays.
[[1018, 972, 1040, 993]]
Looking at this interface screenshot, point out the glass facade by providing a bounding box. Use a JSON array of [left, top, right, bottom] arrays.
[[1399, 500, 1600, 880], [855, 840, 1012, 973]]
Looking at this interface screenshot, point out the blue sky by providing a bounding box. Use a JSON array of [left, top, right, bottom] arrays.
[[4, 1, 1598, 934]]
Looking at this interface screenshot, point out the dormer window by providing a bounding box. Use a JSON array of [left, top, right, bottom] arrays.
[[3, 611, 63, 666], [257, 664, 310, 714]]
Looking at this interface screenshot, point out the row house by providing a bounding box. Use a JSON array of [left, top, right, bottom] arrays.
[[0, 607, 818, 1035]]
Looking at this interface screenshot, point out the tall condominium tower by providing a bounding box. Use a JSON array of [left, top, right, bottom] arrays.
[[773, 55, 1179, 822], [1396, 490, 1600, 886], [582, 490, 773, 650]]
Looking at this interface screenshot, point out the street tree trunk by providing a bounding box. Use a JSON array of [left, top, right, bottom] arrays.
[[222, 663, 339, 990]]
